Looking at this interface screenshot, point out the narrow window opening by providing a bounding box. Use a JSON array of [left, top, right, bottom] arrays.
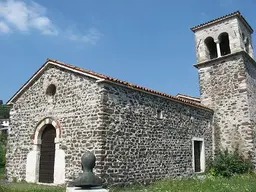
[[242, 34, 250, 53], [219, 32, 231, 56], [204, 37, 217, 59], [242, 33, 245, 41], [157, 110, 163, 119], [245, 41, 249, 53], [46, 84, 56, 96], [193, 139, 204, 172], [245, 40, 249, 53]]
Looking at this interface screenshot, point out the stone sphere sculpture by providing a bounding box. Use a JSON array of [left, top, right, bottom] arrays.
[[72, 151, 103, 188]]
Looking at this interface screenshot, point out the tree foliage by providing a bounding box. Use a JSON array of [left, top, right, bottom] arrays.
[[0, 132, 7, 168], [0, 104, 10, 119], [0, 102, 9, 167]]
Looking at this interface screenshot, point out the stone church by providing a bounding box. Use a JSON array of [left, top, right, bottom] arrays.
[[5, 11, 256, 185]]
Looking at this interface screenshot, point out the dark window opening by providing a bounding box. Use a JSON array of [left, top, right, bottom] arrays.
[[157, 110, 163, 119], [245, 40, 249, 53], [245, 41, 249, 53], [46, 84, 56, 96], [204, 37, 217, 59], [243, 34, 250, 53], [194, 140, 202, 172], [242, 33, 245, 41], [219, 32, 231, 56]]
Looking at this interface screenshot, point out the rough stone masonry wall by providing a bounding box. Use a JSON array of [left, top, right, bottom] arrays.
[[198, 54, 254, 157], [100, 83, 213, 186], [6, 65, 105, 182], [244, 54, 256, 163]]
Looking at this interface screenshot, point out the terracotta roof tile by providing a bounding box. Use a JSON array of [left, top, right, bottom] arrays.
[[47, 59, 212, 111]]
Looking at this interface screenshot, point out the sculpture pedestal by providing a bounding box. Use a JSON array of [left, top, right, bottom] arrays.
[[66, 187, 109, 192]]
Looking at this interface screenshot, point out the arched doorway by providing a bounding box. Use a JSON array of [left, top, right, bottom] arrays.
[[26, 117, 65, 184], [39, 124, 56, 183]]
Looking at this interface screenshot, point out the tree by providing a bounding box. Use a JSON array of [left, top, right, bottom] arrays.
[[0, 131, 7, 167], [0, 104, 10, 119]]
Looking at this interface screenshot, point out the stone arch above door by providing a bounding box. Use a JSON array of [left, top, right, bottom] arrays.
[[33, 117, 61, 146]]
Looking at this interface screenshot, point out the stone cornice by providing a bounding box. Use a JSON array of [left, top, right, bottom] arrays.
[[194, 51, 256, 69]]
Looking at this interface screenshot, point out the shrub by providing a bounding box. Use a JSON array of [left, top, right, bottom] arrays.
[[0, 132, 7, 168], [207, 149, 253, 177], [0, 104, 10, 119], [0, 145, 5, 167]]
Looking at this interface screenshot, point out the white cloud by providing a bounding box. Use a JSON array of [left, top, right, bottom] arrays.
[[0, 0, 102, 44], [0, 0, 57, 35], [0, 21, 10, 33], [31, 16, 57, 35], [68, 28, 102, 45]]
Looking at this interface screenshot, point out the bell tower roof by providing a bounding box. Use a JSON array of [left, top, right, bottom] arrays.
[[191, 11, 253, 34]]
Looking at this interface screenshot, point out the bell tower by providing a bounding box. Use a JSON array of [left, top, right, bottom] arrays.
[[192, 11, 254, 63], [191, 11, 256, 161]]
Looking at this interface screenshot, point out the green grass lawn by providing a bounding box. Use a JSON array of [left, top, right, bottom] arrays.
[[111, 174, 256, 192], [0, 183, 65, 192], [0, 168, 65, 192], [1, 169, 256, 192]]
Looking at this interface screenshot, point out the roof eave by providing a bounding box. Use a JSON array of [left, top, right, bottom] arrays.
[[191, 11, 253, 34], [7, 60, 105, 105], [7, 58, 213, 112]]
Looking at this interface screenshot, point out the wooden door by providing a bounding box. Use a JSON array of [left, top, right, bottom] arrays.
[[194, 141, 202, 172], [39, 124, 56, 183]]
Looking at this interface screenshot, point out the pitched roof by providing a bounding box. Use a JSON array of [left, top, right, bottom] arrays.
[[7, 58, 212, 112], [191, 11, 253, 33]]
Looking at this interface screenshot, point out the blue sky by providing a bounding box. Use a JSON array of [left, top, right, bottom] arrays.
[[0, 0, 255, 103]]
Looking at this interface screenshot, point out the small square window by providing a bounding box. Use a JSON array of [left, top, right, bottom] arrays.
[[157, 110, 163, 119]]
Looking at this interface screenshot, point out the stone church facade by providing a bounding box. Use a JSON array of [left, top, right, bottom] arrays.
[[5, 11, 256, 185]]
